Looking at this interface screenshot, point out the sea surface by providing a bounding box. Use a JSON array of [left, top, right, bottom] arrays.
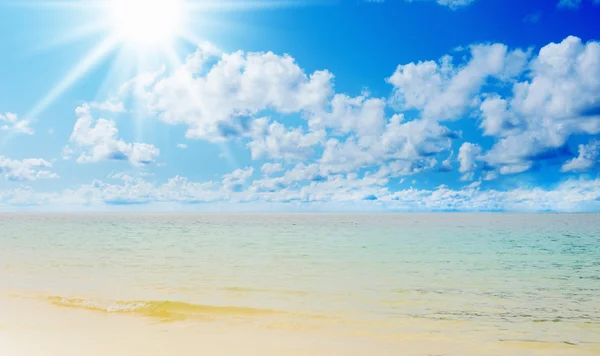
[[1, 213, 599, 355]]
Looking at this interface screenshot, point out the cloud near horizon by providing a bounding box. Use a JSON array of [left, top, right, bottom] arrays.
[[2, 35, 600, 212]]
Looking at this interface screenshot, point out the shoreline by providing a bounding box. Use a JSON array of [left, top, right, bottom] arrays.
[[2, 293, 599, 356]]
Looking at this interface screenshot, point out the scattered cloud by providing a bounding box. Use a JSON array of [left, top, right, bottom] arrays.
[[2, 34, 600, 211], [90, 98, 126, 113], [222, 167, 255, 192], [561, 140, 600, 172], [387, 43, 529, 121], [0, 156, 58, 181], [0, 112, 34, 135], [247, 119, 326, 161], [67, 104, 160, 166], [3, 173, 600, 212]]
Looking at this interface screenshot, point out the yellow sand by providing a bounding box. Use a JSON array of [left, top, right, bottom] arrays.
[[1, 295, 600, 356]]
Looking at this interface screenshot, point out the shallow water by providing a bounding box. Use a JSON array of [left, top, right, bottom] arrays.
[[1, 213, 599, 353]]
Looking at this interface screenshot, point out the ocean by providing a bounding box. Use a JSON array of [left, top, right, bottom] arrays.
[[1, 213, 599, 355]]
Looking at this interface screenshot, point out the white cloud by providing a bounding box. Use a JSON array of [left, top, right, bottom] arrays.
[[458, 142, 482, 180], [260, 163, 284, 175], [0, 156, 58, 181], [3, 35, 597, 212], [483, 36, 600, 174], [177, 143, 188, 149], [116, 42, 461, 180], [128, 44, 334, 141], [130, 144, 160, 166], [479, 94, 523, 136], [319, 115, 456, 176], [251, 163, 323, 193], [61, 146, 74, 160], [90, 99, 126, 113], [69, 104, 160, 166], [561, 140, 600, 172], [513, 36, 600, 122], [309, 94, 386, 137], [387, 43, 528, 121], [0, 112, 34, 135], [4, 172, 600, 212], [440, 151, 454, 172], [222, 167, 255, 192], [247, 118, 326, 161]]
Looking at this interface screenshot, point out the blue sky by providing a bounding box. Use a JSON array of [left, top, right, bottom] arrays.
[[0, 0, 599, 211]]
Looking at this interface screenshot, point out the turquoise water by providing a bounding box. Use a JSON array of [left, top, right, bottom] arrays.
[[1, 213, 599, 345]]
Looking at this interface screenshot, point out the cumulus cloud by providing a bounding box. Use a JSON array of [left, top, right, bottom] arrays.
[[482, 36, 600, 174], [122, 42, 460, 179], [127, 44, 333, 141], [387, 43, 528, 121], [68, 104, 159, 166], [479, 94, 523, 137], [0, 112, 34, 135], [320, 114, 456, 176], [4, 35, 599, 211], [309, 94, 386, 137], [261, 163, 284, 175], [0, 156, 58, 181], [247, 118, 326, 161], [458, 142, 482, 180], [222, 167, 255, 192], [561, 140, 600, 172]]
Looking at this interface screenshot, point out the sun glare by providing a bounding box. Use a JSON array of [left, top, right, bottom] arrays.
[[107, 0, 186, 48], [16, 0, 308, 133]]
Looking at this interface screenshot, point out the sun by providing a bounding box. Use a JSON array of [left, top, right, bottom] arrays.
[[107, 0, 187, 48], [17, 0, 305, 128]]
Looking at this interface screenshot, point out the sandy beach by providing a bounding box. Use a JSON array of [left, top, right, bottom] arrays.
[[2, 294, 600, 356], [1, 214, 599, 355]]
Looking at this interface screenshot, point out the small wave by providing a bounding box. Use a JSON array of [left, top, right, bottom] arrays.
[[47, 296, 279, 322]]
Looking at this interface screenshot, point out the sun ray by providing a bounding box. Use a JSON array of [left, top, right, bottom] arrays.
[[219, 142, 242, 171], [0, 34, 119, 149], [95, 46, 137, 103], [2, 0, 331, 149], [129, 45, 182, 144], [31, 21, 108, 53], [25, 35, 120, 121]]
